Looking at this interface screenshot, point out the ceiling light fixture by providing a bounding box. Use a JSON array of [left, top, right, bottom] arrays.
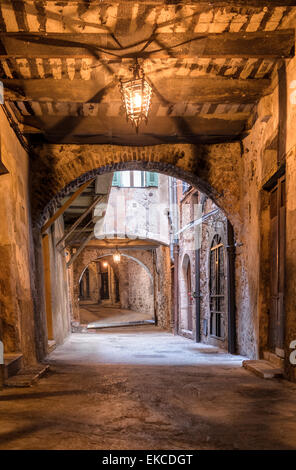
[[120, 59, 152, 134], [113, 248, 121, 263]]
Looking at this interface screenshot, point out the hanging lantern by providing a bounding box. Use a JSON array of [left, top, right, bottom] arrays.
[[113, 249, 121, 263], [120, 59, 152, 133]]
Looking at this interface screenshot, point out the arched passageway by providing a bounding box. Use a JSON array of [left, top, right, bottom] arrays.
[[32, 163, 243, 365], [76, 253, 155, 329]]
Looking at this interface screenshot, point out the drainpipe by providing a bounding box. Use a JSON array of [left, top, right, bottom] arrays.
[[227, 220, 236, 354], [152, 249, 158, 326], [173, 244, 179, 335], [0, 318, 4, 390], [195, 248, 201, 343]]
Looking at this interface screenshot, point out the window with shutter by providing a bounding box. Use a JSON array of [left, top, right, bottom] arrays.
[[112, 172, 121, 187], [146, 172, 159, 187]]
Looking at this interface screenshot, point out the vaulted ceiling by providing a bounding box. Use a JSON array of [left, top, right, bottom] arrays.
[[1, 0, 296, 145]]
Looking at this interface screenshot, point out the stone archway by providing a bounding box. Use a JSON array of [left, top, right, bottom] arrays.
[[31, 142, 242, 233], [31, 142, 257, 362]]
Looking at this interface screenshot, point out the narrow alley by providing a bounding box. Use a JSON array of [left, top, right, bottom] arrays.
[[1, 0, 296, 456]]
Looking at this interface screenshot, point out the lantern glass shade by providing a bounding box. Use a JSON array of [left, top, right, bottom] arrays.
[[113, 252, 121, 263], [102, 261, 108, 268], [120, 76, 152, 132]]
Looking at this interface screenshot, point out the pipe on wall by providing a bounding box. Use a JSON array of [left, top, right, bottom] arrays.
[[227, 220, 236, 354], [195, 248, 201, 343], [173, 243, 179, 335]]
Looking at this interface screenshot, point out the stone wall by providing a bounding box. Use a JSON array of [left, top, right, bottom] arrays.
[[0, 106, 37, 365], [238, 13, 296, 378], [127, 258, 154, 316]]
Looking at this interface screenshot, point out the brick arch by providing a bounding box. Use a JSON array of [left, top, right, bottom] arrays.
[[31, 142, 242, 230]]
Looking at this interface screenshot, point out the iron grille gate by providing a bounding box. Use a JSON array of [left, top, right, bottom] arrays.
[[210, 235, 225, 338]]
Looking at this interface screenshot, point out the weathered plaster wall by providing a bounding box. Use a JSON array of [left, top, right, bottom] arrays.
[[105, 174, 170, 245], [0, 106, 37, 365]]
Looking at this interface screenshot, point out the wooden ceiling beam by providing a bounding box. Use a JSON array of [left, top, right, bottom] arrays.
[[2, 77, 271, 103], [20, 114, 248, 143], [0, 30, 294, 60], [41, 179, 95, 234], [7, 0, 296, 6]]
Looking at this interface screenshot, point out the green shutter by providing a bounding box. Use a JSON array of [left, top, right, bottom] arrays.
[[146, 172, 158, 187], [112, 172, 121, 187]]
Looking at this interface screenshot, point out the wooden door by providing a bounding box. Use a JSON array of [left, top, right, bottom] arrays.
[[269, 175, 286, 355]]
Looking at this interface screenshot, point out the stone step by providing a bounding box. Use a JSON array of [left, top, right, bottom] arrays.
[[243, 360, 283, 379], [4, 353, 23, 379], [263, 350, 284, 369], [5, 364, 50, 388], [87, 319, 155, 330]]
